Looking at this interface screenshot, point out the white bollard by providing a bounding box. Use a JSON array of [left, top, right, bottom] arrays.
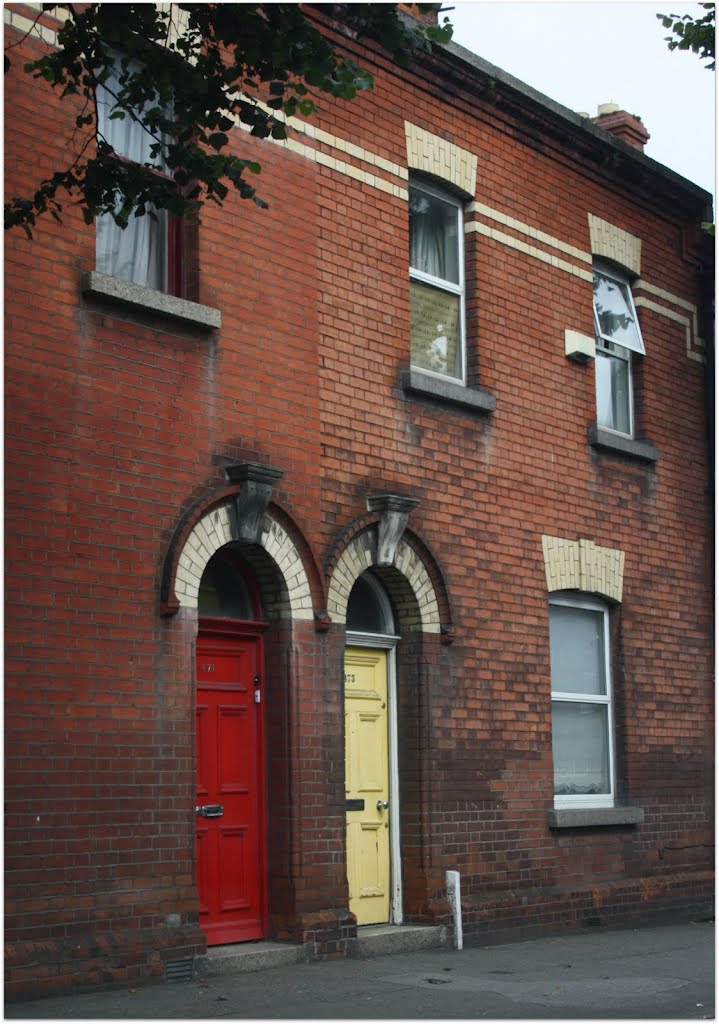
[[445, 870, 463, 950]]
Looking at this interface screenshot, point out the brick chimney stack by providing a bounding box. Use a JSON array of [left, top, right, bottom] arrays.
[[591, 102, 650, 152], [398, 3, 439, 25]]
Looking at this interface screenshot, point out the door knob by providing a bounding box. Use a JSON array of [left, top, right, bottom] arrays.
[[376, 800, 389, 810]]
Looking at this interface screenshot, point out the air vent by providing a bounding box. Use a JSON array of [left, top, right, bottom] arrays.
[[164, 958, 194, 983]]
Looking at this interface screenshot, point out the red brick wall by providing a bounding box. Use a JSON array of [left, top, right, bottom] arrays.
[[4, 3, 712, 996]]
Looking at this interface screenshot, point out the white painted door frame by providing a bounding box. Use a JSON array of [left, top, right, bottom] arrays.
[[345, 630, 402, 925]]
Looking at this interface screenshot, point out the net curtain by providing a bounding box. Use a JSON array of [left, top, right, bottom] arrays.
[[409, 187, 459, 284], [95, 55, 167, 291]]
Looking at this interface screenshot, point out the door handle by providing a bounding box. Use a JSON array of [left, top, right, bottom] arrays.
[[376, 800, 389, 810], [196, 804, 224, 818]]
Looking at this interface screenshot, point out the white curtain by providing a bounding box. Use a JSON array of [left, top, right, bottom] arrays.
[[552, 701, 610, 795], [95, 56, 166, 290], [595, 350, 631, 434], [409, 188, 459, 284]]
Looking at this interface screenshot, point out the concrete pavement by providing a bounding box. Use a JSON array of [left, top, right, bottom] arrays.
[[5, 919, 714, 1019]]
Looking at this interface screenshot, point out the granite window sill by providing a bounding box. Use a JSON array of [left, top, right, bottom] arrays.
[[588, 424, 658, 464], [81, 271, 221, 330], [400, 368, 496, 415], [548, 806, 644, 829]]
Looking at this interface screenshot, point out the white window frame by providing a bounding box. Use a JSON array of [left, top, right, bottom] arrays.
[[549, 594, 616, 810], [592, 265, 644, 439], [408, 179, 466, 384], [595, 338, 635, 437], [95, 50, 175, 294]]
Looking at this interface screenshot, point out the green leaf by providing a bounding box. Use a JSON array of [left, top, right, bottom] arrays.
[[6, 1, 457, 231]]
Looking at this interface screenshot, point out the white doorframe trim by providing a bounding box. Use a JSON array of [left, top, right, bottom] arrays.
[[345, 631, 402, 925]]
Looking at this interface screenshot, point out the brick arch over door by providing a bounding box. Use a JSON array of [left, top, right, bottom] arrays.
[[328, 523, 454, 926], [173, 500, 314, 620], [327, 530, 443, 632], [164, 496, 333, 942]]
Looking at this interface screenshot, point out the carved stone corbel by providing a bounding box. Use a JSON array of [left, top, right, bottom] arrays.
[[225, 461, 283, 544], [366, 493, 419, 567]]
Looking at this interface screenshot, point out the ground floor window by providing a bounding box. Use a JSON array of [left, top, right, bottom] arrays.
[[549, 594, 615, 808]]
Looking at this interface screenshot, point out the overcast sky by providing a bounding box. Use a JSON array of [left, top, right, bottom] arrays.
[[446, 2, 715, 198]]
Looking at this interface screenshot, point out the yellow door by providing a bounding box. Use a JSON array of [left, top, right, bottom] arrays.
[[344, 647, 390, 926]]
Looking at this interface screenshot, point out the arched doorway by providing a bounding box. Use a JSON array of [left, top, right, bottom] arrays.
[[195, 547, 268, 945], [344, 571, 402, 925]]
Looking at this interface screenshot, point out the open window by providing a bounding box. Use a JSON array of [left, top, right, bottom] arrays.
[[593, 265, 645, 438]]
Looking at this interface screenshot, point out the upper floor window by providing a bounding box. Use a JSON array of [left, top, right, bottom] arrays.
[[593, 266, 645, 437], [409, 181, 465, 383], [95, 53, 181, 295], [549, 594, 615, 808]]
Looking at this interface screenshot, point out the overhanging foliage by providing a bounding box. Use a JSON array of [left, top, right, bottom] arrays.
[[4, 3, 452, 235]]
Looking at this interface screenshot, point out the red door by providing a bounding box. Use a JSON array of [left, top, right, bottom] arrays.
[[196, 628, 265, 945]]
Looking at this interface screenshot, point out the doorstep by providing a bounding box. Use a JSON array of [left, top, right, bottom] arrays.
[[197, 923, 448, 977], [200, 941, 309, 977], [350, 923, 448, 958]]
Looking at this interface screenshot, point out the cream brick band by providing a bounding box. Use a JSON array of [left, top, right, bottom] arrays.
[[175, 502, 313, 620], [469, 202, 593, 265], [5, 5, 701, 360], [404, 122, 477, 198], [466, 219, 593, 283], [328, 535, 441, 632], [4, 4, 62, 42], [4, 4, 188, 47], [467, 205, 702, 360], [634, 283, 705, 363], [541, 535, 625, 603], [588, 214, 642, 276]]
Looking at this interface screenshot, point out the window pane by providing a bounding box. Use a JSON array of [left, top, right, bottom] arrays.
[[347, 573, 394, 634], [552, 701, 610, 795], [97, 55, 166, 169], [409, 187, 459, 284], [95, 52, 169, 291], [96, 207, 167, 290], [596, 348, 631, 434], [198, 551, 254, 619], [410, 280, 461, 378], [549, 604, 606, 695], [593, 271, 643, 353]]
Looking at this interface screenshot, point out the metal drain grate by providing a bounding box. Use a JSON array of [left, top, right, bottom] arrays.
[[164, 958, 194, 983]]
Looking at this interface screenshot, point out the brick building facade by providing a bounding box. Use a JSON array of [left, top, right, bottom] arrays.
[[4, 2, 714, 998]]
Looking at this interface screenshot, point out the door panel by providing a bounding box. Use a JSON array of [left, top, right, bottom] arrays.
[[196, 632, 265, 945], [344, 647, 390, 925]]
